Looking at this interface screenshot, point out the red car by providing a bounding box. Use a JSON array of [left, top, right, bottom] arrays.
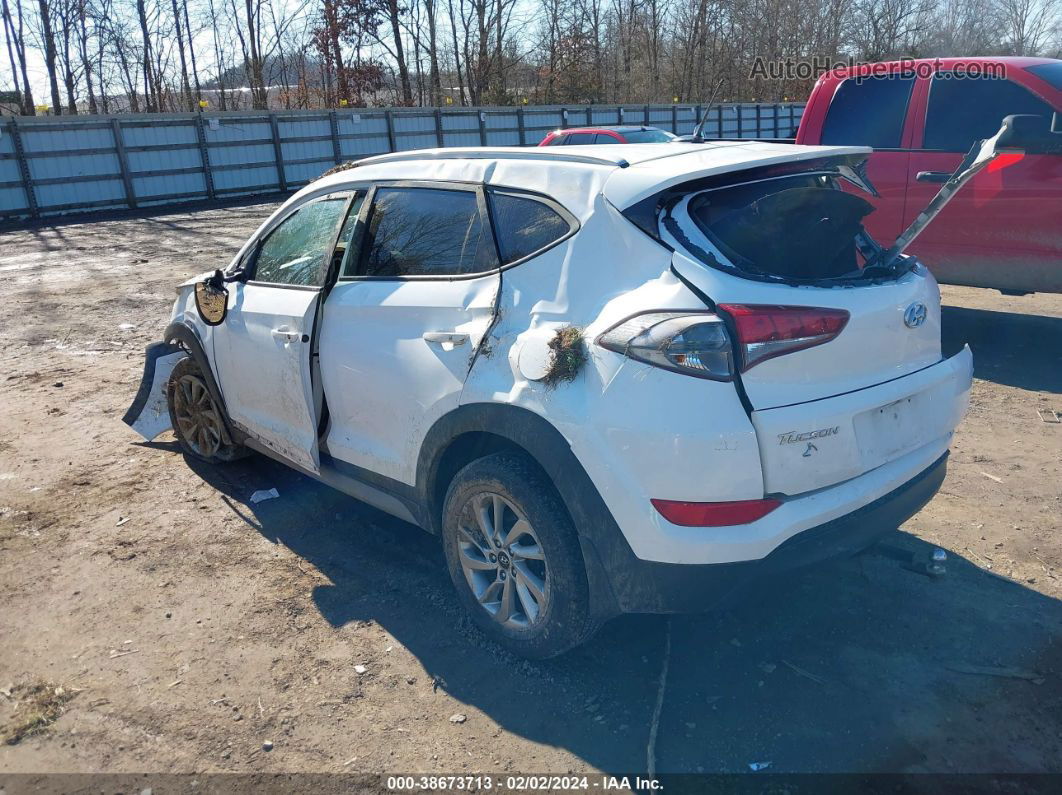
[[539, 126, 676, 146], [796, 57, 1062, 294]]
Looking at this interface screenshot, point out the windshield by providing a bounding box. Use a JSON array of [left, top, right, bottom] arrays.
[[624, 128, 674, 143]]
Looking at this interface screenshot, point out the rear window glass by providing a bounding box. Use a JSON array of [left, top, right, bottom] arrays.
[[924, 74, 1055, 151], [688, 176, 874, 280], [623, 129, 674, 143], [488, 191, 571, 264], [821, 75, 915, 148], [361, 187, 497, 277], [1026, 63, 1062, 91]]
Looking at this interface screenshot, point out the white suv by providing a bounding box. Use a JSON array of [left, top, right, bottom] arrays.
[[125, 139, 995, 658]]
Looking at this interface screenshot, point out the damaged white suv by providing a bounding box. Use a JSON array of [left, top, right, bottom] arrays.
[[126, 119, 1034, 658]]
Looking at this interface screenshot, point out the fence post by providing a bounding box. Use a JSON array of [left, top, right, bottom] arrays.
[[329, 111, 342, 164], [269, 113, 287, 191], [110, 118, 137, 209], [434, 109, 444, 147], [693, 105, 701, 135], [8, 117, 38, 220], [195, 114, 216, 200], [560, 108, 568, 129], [671, 105, 678, 134], [517, 107, 526, 146], [384, 110, 396, 152], [754, 104, 761, 138], [717, 105, 723, 138], [477, 110, 487, 145], [586, 106, 592, 125], [737, 105, 743, 139], [617, 106, 623, 125], [643, 104, 650, 125]]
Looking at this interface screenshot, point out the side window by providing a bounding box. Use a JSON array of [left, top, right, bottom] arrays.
[[546, 134, 567, 146], [488, 190, 572, 264], [820, 74, 915, 149], [594, 133, 620, 144], [566, 132, 595, 145], [360, 187, 498, 277], [924, 75, 1055, 152], [253, 196, 348, 286]]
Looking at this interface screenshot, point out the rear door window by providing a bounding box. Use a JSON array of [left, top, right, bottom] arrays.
[[923, 74, 1056, 151], [594, 133, 620, 144], [566, 132, 595, 145], [359, 187, 498, 277], [488, 190, 572, 264], [821, 74, 915, 148], [545, 134, 567, 146]]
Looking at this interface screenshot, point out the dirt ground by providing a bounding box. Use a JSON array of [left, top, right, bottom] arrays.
[[0, 202, 1060, 777]]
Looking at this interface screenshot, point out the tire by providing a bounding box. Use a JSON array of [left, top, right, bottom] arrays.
[[166, 356, 247, 463], [441, 452, 597, 659]]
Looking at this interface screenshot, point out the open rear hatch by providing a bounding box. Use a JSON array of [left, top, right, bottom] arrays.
[[630, 121, 1030, 494]]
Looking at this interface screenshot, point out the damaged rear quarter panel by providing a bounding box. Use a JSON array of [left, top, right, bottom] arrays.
[[460, 195, 763, 561]]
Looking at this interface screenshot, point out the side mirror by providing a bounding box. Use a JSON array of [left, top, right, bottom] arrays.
[[995, 114, 1062, 155], [194, 269, 229, 326]]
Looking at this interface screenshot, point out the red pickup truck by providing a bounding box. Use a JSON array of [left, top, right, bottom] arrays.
[[795, 57, 1062, 294]]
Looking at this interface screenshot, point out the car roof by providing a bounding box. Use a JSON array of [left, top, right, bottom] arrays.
[[305, 141, 869, 217], [552, 126, 665, 134]]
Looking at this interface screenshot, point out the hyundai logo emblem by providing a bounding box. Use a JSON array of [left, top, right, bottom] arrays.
[[904, 302, 928, 328]]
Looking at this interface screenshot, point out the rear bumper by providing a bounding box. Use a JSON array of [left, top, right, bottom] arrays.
[[597, 451, 948, 614]]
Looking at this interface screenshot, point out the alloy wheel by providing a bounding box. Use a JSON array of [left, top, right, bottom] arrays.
[[456, 492, 549, 629], [172, 373, 225, 458]]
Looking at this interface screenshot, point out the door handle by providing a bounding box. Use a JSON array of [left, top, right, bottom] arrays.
[[916, 171, 951, 184], [423, 331, 469, 346], [271, 326, 302, 343]]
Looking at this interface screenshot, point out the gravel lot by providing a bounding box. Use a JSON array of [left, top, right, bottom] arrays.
[[1, 202, 1060, 775]]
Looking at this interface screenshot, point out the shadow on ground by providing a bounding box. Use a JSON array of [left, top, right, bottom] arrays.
[[942, 304, 1062, 394], [180, 452, 1062, 774]]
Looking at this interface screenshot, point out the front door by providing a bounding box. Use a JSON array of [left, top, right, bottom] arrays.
[[213, 192, 358, 473], [319, 183, 501, 486], [903, 72, 1062, 293]]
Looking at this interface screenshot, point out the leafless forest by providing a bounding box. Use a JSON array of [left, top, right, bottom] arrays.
[[1, 0, 1060, 115]]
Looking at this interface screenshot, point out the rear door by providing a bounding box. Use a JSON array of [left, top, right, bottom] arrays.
[[903, 70, 1062, 293], [319, 183, 500, 485], [817, 73, 917, 243], [212, 192, 357, 473]]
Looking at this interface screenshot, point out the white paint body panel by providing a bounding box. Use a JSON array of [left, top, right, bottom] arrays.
[[126, 350, 187, 441], [751, 347, 972, 496], [320, 276, 499, 484], [211, 283, 322, 472]]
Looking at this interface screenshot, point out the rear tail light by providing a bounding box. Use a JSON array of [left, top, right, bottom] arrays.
[[596, 311, 734, 380], [651, 497, 782, 527], [717, 304, 849, 371]]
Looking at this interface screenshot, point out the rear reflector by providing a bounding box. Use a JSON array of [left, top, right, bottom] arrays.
[[718, 304, 849, 371], [651, 497, 782, 527]]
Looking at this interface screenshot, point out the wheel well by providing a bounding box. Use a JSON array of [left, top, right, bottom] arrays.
[[429, 432, 528, 530]]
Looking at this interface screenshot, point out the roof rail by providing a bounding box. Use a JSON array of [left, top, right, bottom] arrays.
[[351, 147, 630, 169]]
